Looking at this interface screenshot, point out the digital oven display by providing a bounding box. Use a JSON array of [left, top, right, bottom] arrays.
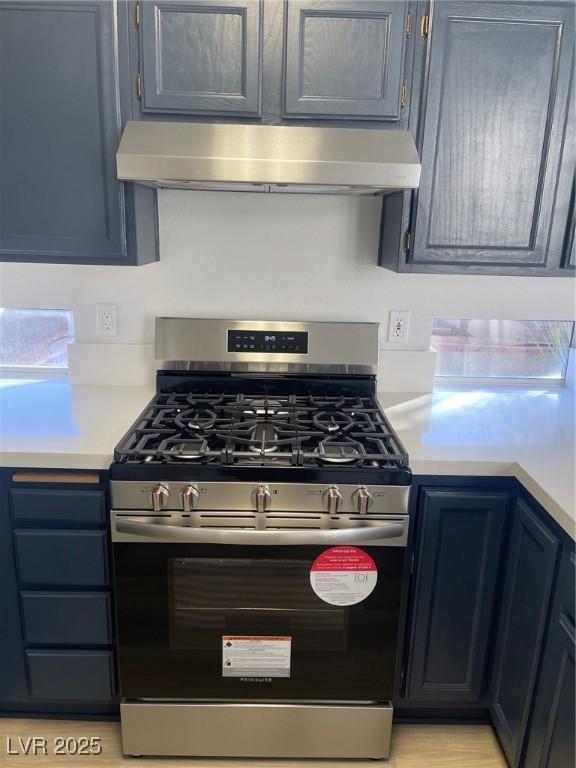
[[227, 330, 308, 354]]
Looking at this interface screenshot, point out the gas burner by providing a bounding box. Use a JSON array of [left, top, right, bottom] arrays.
[[243, 398, 289, 417], [313, 410, 353, 433], [315, 440, 366, 465], [248, 422, 279, 454], [158, 437, 209, 461], [175, 408, 218, 432]]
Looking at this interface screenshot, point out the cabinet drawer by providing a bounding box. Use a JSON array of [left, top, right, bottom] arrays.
[[21, 592, 112, 646], [11, 488, 105, 525], [26, 650, 115, 701], [15, 531, 109, 587]]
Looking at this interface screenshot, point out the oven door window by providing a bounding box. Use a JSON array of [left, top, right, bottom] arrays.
[[170, 558, 347, 652]]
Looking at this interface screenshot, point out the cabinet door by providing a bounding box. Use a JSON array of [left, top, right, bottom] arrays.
[[405, 489, 508, 702], [490, 498, 560, 768], [0, 471, 28, 706], [139, 0, 262, 115], [410, 1, 575, 271], [524, 547, 575, 768], [284, 0, 407, 119], [0, 1, 139, 265]]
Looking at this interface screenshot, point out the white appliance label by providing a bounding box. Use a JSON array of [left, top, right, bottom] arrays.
[[310, 546, 377, 606], [222, 636, 291, 678]]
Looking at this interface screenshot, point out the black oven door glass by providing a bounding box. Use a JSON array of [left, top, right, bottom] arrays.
[[170, 559, 348, 652], [114, 543, 404, 702]]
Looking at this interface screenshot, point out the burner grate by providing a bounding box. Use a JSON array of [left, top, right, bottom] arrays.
[[114, 391, 408, 470]]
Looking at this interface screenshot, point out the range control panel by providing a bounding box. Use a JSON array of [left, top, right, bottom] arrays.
[[227, 330, 308, 354]]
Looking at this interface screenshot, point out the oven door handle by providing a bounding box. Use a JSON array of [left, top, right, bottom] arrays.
[[113, 519, 406, 546]]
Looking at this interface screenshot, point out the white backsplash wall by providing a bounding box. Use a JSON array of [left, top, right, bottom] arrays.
[[1, 190, 574, 388]]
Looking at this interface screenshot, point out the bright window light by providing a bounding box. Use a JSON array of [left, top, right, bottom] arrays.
[[0, 309, 74, 369], [432, 318, 574, 381]]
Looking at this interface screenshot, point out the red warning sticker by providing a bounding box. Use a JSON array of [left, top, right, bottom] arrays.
[[310, 546, 377, 606]]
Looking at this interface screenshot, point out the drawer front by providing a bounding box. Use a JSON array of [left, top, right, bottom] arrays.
[[21, 592, 112, 646], [11, 488, 105, 525], [15, 530, 109, 586], [26, 650, 115, 701]]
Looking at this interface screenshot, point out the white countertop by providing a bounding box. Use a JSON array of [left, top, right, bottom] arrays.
[[379, 382, 575, 539], [0, 375, 573, 538], [0, 377, 154, 470]]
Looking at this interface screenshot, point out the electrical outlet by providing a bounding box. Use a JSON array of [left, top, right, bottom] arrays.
[[97, 303, 118, 337], [388, 310, 410, 343]]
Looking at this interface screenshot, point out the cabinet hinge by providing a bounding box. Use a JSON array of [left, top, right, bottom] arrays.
[[134, 2, 140, 28], [400, 80, 408, 108], [404, 230, 412, 253], [135, 72, 142, 100], [420, 13, 430, 39], [406, 11, 412, 38]]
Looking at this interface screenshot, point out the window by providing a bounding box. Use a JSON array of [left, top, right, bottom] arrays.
[[432, 318, 574, 382], [0, 309, 74, 370]]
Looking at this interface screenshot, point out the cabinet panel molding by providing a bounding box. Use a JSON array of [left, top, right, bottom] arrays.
[[284, 0, 407, 119], [0, 1, 132, 264], [490, 498, 560, 767], [410, 1, 575, 270], [406, 489, 508, 702], [140, 0, 262, 115], [524, 548, 575, 768]]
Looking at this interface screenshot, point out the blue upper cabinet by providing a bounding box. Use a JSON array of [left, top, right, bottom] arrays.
[[283, 0, 407, 120], [0, 0, 157, 265], [138, 0, 263, 116], [390, 0, 575, 276]]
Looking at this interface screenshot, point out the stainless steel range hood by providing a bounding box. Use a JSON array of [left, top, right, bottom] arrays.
[[116, 121, 420, 195]]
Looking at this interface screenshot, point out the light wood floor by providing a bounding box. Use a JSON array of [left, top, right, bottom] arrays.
[[0, 719, 507, 768]]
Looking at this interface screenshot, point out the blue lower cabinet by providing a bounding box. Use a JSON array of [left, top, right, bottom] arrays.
[[490, 498, 560, 768], [404, 489, 509, 703], [0, 470, 29, 705], [524, 547, 575, 768], [15, 530, 109, 587], [26, 651, 115, 701], [21, 592, 112, 646], [1, 469, 118, 714]]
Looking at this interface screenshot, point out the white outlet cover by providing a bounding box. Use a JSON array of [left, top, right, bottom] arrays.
[[388, 310, 411, 343], [97, 303, 118, 337]]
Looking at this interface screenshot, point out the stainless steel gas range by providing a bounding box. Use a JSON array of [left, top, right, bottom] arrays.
[[110, 318, 412, 760]]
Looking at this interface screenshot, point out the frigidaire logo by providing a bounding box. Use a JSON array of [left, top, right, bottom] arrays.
[[240, 677, 272, 683]]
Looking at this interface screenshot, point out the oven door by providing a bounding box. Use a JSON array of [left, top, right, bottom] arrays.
[[112, 515, 408, 703]]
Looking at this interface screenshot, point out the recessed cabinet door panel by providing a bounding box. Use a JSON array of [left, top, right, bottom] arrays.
[[15, 530, 109, 587], [490, 498, 560, 768], [0, 2, 128, 264], [21, 592, 112, 646], [284, 0, 406, 119], [26, 650, 115, 701], [411, 1, 575, 269], [525, 549, 575, 768], [140, 0, 262, 115], [405, 489, 508, 702], [11, 488, 105, 526]]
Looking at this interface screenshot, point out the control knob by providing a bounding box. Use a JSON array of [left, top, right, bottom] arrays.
[[181, 484, 200, 512], [323, 486, 342, 515], [254, 484, 271, 513], [352, 486, 373, 515], [150, 484, 170, 512]]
